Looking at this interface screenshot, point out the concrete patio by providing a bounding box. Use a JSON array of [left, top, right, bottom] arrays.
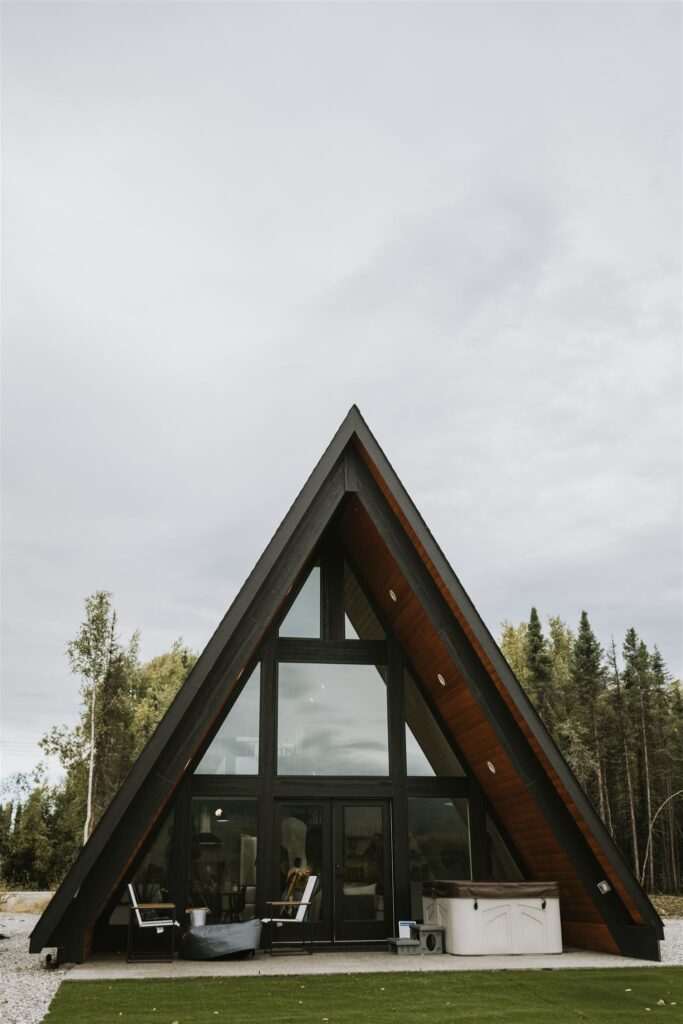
[[69, 946, 672, 980]]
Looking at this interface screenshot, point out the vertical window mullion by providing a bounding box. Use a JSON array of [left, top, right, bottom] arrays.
[[388, 640, 410, 924], [256, 632, 277, 916], [468, 778, 488, 881], [322, 543, 344, 642]]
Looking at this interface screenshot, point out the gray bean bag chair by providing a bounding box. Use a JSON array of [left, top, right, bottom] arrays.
[[179, 918, 262, 960]]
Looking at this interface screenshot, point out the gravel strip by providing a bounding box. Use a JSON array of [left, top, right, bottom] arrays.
[[660, 918, 683, 964], [1, 913, 682, 1023], [0, 914, 72, 1024]]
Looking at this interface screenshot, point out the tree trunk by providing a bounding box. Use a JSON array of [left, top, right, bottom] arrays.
[[593, 711, 606, 821], [83, 682, 97, 844], [639, 690, 655, 891], [603, 757, 614, 836], [667, 771, 679, 893], [82, 612, 118, 844], [610, 641, 640, 878]]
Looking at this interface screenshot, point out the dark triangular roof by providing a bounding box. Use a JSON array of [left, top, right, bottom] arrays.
[[31, 406, 662, 961]]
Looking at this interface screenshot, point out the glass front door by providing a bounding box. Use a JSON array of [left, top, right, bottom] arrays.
[[276, 799, 392, 942]]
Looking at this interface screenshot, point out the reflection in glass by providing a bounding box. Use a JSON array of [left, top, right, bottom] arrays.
[[404, 669, 465, 776], [408, 797, 471, 918], [195, 666, 260, 774], [344, 564, 385, 640], [109, 809, 175, 926], [280, 804, 324, 922], [486, 814, 523, 881], [188, 798, 258, 921], [343, 805, 385, 921], [279, 567, 321, 638], [278, 662, 389, 775]]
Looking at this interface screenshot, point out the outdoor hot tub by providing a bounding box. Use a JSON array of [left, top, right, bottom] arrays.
[[422, 880, 562, 955]]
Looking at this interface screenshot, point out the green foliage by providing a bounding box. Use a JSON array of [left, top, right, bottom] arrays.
[[1, 592, 195, 890], [500, 620, 528, 686], [522, 608, 556, 731], [571, 612, 604, 712], [502, 608, 683, 893], [129, 640, 197, 757]]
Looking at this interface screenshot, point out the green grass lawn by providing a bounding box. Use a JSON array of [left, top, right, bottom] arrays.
[[42, 968, 683, 1023]]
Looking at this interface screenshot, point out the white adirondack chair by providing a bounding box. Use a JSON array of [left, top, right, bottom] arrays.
[[261, 874, 318, 955], [126, 882, 180, 962]]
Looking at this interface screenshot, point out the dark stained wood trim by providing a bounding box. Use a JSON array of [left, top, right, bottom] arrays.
[[276, 639, 387, 663], [321, 540, 345, 642]]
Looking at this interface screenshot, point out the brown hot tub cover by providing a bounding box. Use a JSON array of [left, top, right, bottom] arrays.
[[422, 880, 560, 900]]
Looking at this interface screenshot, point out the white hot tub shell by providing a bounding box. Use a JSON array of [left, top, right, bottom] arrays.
[[422, 880, 562, 956]]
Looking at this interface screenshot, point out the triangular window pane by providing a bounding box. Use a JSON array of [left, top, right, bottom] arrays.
[[404, 668, 465, 777], [279, 567, 321, 638], [344, 614, 360, 640], [195, 665, 260, 774], [486, 814, 523, 881], [344, 563, 385, 640], [405, 724, 435, 776], [107, 808, 174, 925]]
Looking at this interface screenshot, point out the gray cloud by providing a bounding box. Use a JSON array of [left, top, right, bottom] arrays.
[[1, 1, 680, 780]]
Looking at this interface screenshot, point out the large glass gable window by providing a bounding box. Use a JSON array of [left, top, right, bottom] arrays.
[[278, 662, 389, 775], [196, 665, 260, 774]]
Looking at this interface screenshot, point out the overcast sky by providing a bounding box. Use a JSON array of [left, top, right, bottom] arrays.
[[2, 1, 681, 782]]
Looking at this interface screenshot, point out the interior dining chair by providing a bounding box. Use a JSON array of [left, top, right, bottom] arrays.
[[126, 882, 180, 962], [261, 874, 318, 956]]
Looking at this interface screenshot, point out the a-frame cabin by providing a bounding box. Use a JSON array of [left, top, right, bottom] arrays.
[[31, 407, 663, 962]]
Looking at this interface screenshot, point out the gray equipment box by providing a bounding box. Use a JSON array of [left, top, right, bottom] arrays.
[[388, 924, 445, 955], [410, 923, 445, 954]]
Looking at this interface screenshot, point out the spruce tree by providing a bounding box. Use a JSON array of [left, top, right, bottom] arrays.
[[623, 629, 656, 889], [523, 608, 556, 732], [571, 612, 606, 818]]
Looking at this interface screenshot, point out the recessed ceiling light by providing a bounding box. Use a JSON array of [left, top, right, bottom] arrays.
[[389, 589, 397, 602], [487, 761, 496, 774], [437, 673, 446, 686]]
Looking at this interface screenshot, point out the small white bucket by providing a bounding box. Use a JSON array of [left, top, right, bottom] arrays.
[[188, 907, 209, 928]]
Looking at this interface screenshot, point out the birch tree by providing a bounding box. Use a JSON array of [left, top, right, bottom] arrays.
[[66, 591, 122, 843]]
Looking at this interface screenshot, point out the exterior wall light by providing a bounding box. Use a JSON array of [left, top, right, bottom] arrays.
[[597, 879, 612, 894]]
